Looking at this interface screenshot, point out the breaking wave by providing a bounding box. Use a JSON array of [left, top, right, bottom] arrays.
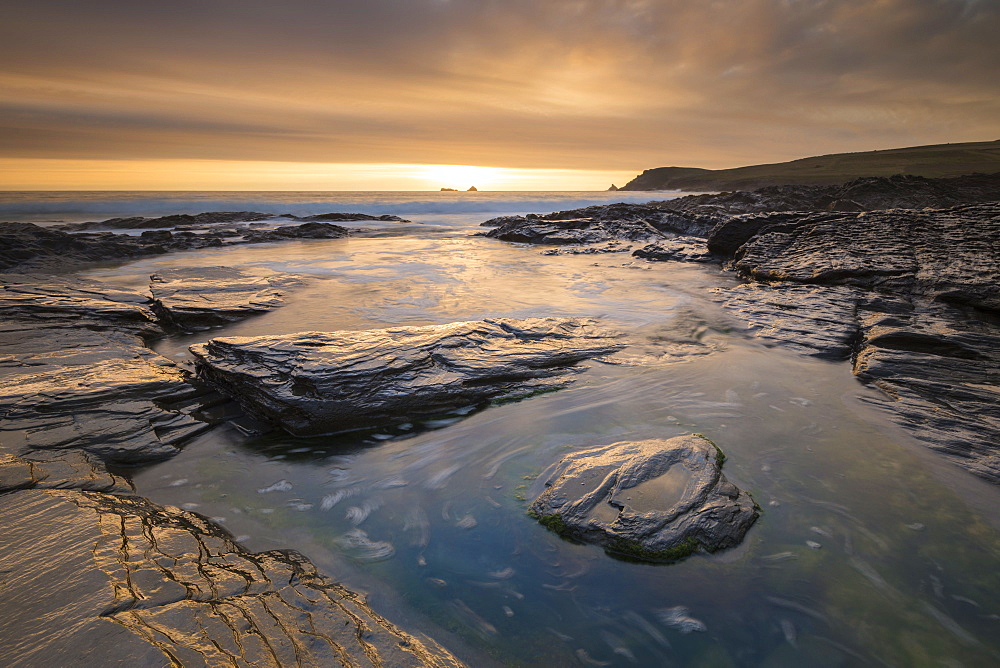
[[0, 190, 682, 224]]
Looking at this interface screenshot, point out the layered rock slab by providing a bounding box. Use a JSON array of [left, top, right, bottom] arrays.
[[191, 318, 622, 435], [0, 487, 462, 667], [710, 282, 863, 359], [150, 266, 304, 330], [729, 203, 1000, 311], [529, 435, 758, 562], [853, 296, 1000, 482], [0, 275, 210, 464]]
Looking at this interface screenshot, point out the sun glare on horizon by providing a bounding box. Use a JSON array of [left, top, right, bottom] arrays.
[[418, 164, 501, 190]]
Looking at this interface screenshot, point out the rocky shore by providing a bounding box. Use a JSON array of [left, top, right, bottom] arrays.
[[2, 171, 998, 663], [0, 270, 464, 666], [482, 173, 1000, 483], [0, 210, 410, 274]]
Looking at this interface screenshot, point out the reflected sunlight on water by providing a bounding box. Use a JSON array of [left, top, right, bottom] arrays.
[[84, 219, 1000, 667]]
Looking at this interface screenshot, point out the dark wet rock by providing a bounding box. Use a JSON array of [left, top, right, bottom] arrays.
[[529, 435, 758, 562], [0, 222, 161, 272], [853, 296, 1000, 483], [242, 221, 351, 242], [0, 488, 463, 667], [540, 241, 636, 255], [59, 211, 276, 231], [0, 273, 160, 336], [644, 173, 1000, 214], [0, 274, 211, 464], [705, 211, 844, 257], [2, 215, 366, 273], [632, 236, 715, 263], [150, 266, 304, 330], [731, 203, 1000, 312], [299, 212, 408, 222], [482, 204, 716, 242], [191, 318, 623, 436], [483, 217, 663, 246], [711, 283, 863, 359]]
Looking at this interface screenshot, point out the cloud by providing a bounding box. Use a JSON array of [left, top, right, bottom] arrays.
[[1, 0, 997, 172]]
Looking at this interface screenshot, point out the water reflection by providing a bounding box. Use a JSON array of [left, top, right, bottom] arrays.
[[84, 230, 1000, 666]]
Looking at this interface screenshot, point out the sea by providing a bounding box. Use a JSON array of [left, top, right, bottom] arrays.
[[7, 189, 1000, 666], [0, 190, 676, 227]]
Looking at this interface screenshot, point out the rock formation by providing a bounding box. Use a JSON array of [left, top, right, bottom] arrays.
[[0, 452, 462, 667], [0, 274, 212, 464], [0, 271, 467, 666], [529, 435, 758, 562], [150, 266, 304, 330], [483, 176, 1000, 483], [191, 318, 623, 436], [0, 211, 410, 273]]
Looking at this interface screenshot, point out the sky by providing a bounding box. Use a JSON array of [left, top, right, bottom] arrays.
[[1, 0, 998, 190]]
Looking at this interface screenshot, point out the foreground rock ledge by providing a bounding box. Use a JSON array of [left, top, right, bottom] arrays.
[[191, 318, 622, 435], [530, 435, 758, 562], [0, 452, 462, 667]]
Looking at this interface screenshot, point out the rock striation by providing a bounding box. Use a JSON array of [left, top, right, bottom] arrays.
[[727, 203, 1000, 311], [191, 318, 623, 436], [710, 283, 863, 359], [150, 266, 304, 330], [851, 295, 1000, 482], [0, 274, 211, 464], [529, 435, 758, 562], [0, 451, 462, 667], [482, 203, 716, 239]]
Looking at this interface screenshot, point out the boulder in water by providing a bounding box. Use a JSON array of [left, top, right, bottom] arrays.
[[529, 435, 758, 562]]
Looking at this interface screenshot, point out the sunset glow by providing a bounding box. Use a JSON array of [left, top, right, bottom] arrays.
[[0, 159, 634, 191], [1, 1, 997, 190]]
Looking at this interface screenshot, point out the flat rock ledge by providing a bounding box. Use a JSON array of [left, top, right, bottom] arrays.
[[0, 451, 462, 667], [529, 435, 758, 562], [191, 318, 623, 435], [150, 266, 305, 330]]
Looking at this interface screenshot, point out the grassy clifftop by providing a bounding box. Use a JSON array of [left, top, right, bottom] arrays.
[[621, 140, 1000, 191]]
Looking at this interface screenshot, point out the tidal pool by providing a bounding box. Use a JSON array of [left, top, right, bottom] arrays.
[[85, 223, 1000, 666]]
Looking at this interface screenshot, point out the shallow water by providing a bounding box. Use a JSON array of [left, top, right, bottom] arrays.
[[83, 221, 1000, 666]]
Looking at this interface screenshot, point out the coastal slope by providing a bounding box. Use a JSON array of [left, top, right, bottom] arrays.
[[621, 140, 1000, 191]]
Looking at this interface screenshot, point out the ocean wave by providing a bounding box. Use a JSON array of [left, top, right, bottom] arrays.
[[0, 191, 680, 222]]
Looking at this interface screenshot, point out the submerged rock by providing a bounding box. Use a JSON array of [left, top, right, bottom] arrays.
[[711, 283, 863, 359], [529, 435, 758, 562], [191, 318, 623, 435], [150, 266, 304, 330], [0, 487, 463, 667]]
